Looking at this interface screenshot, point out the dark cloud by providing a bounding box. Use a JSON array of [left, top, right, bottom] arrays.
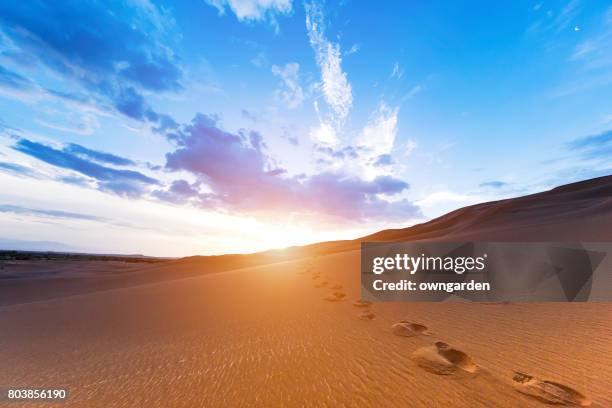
[[479, 181, 508, 189], [0, 204, 104, 221], [13, 138, 159, 197], [0, 0, 180, 129], [162, 114, 420, 221]]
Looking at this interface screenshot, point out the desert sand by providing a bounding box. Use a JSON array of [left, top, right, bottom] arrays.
[[0, 176, 611, 407]]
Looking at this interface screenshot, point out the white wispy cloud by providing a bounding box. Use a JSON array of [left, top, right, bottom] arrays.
[[309, 121, 337, 146], [527, 0, 582, 34], [550, 0, 582, 33], [302, 2, 405, 185], [358, 103, 399, 158], [271, 62, 304, 108], [36, 114, 100, 136], [305, 1, 353, 127], [401, 84, 424, 102], [390, 62, 404, 79], [345, 44, 359, 56], [205, 0, 292, 22]]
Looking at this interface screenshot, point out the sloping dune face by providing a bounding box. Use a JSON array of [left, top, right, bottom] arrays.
[[0, 176, 611, 407], [364, 175, 612, 242]]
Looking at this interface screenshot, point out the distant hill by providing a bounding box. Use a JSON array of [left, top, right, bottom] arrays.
[[0, 239, 81, 252]]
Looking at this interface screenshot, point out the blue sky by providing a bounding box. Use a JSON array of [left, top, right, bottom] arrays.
[[0, 0, 611, 256]]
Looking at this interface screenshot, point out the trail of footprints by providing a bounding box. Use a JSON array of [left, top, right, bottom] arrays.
[[300, 264, 593, 407]]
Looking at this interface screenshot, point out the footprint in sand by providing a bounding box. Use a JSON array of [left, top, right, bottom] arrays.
[[352, 300, 372, 308], [358, 310, 376, 320], [411, 341, 478, 375], [329, 284, 343, 290], [314, 281, 329, 288], [512, 372, 591, 406], [391, 321, 430, 337], [324, 291, 347, 302]]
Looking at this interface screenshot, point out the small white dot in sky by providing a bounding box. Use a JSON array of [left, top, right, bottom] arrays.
[[574, 25, 580, 32]]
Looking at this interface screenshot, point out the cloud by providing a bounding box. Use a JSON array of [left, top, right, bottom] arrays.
[[345, 44, 359, 56], [312, 102, 401, 178], [113, 87, 178, 132], [0, 204, 104, 221], [205, 0, 292, 24], [152, 179, 211, 205], [310, 121, 338, 146], [272, 62, 304, 108], [0, 161, 38, 177], [251, 51, 268, 68], [0, 65, 45, 102], [543, 129, 612, 187], [165, 114, 284, 210], [279, 125, 299, 145], [390, 62, 404, 79], [357, 103, 399, 158], [401, 84, 424, 101], [567, 129, 612, 160], [13, 138, 159, 197], [570, 6, 612, 64], [305, 1, 353, 126], [554, 6, 612, 96], [479, 181, 509, 189], [300, 173, 418, 221], [373, 154, 394, 167], [0, 65, 34, 91], [63, 143, 136, 166], [529, 0, 582, 34], [550, 0, 582, 33], [57, 175, 92, 187], [36, 114, 100, 136], [162, 114, 420, 221], [0, 0, 180, 129]]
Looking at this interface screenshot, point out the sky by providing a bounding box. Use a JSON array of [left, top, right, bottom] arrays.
[[0, 0, 611, 256]]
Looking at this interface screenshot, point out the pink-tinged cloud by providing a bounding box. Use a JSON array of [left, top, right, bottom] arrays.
[[162, 114, 421, 221]]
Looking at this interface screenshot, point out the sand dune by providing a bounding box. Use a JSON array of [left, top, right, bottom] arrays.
[[0, 176, 611, 406], [1, 250, 610, 407]]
